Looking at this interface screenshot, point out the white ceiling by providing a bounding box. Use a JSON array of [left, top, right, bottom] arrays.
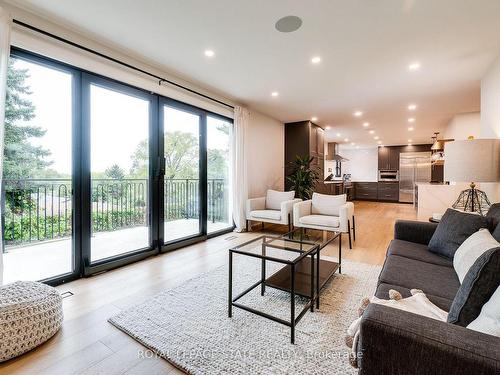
[[7, 0, 500, 147]]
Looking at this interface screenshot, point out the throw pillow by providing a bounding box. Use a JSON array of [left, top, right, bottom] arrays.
[[311, 193, 346, 216], [453, 229, 500, 283], [428, 208, 490, 259], [486, 203, 500, 231], [467, 285, 500, 337], [265, 190, 295, 210], [447, 247, 500, 327]]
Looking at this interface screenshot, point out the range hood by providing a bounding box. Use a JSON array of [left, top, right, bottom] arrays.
[[326, 142, 349, 161]]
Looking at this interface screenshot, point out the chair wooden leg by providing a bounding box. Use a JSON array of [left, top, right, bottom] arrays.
[[352, 215, 356, 241], [348, 219, 352, 249], [246, 220, 249, 232], [288, 213, 291, 232]]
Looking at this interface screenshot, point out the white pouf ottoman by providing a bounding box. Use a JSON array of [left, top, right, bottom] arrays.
[[0, 281, 63, 362]]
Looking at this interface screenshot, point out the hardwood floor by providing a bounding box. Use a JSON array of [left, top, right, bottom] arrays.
[[0, 201, 417, 375]]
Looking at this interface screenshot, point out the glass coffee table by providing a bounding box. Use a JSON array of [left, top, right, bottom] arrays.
[[228, 229, 341, 344]]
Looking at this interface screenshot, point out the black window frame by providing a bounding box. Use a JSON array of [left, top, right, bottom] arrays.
[[3, 46, 235, 286]]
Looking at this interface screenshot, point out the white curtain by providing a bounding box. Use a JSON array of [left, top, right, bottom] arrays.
[[232, 106, 249, 232], [0, 7, 11, 285]]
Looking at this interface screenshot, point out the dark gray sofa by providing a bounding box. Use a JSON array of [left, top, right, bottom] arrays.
[[358, 219, 500, 375]]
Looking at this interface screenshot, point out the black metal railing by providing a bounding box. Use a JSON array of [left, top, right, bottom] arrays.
[[2, 178, 229, 247]]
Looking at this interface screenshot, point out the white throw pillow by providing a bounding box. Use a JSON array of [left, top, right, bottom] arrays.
[[311, 193, 346, 216], [467, 285, 500, 337], [265, 190, 295, 210], [453, 229, 500, 283]]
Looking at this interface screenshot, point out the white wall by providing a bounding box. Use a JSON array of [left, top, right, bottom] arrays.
[[327, 145, 378, 182], [443, 112, 481, 140], [246, 111, 284, 197], [480, 55, 500, 203], [481, 54, 500, 139]]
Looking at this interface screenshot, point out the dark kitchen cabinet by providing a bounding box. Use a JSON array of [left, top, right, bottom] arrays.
[[378, 146, 400, 170], [354, 182, 378, 200], [285, 121, 325, 191], [377, 182, 399, 201]]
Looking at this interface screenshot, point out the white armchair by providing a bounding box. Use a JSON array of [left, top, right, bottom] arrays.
[[293, 193, 356, 248], [246, 190, 301, 231]]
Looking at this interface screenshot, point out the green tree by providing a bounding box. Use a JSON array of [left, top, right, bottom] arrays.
[[208, 148, 228, 179], [3, 59, 51, 179], [105, 164, 125, 180], [130, 131, 199, 179]]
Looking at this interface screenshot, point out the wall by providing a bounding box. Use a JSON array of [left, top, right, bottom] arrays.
[[443, 112, 480, 140], [480, 55, 500, 203], [326, 145, 378, 182], [246, 110, 284, 197], [481, 54, 500, 139]]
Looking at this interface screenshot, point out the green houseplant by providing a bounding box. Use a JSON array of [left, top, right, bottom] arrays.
[[286, 155, 320, 200]]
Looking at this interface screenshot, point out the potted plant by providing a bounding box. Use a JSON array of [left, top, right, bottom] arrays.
[[286, 155, 320, 200]]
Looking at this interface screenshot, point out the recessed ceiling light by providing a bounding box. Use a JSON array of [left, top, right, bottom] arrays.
[[377, 141, 382, 145], [408, 139, 412, 142], [325, 126, 331, 130], [408, 104, 417, 111], [374, 136, 379, 140], [408, 118, 415, 123], [344, 138, 349, 142], [311, 56, 321, 64], [408, 127, 414, 131], [350, 142, 355, 146], [275, 15, 303, 33], [311, 116, 318, 122], [363, 122, 370, 127], [204, 50, 215, 57], [353, 111, 363, 117], [369, 130, 375, 134], [336, 133, 341, 137], [408, 143, 413, 146], [271, 91, 279, 97], [408, 62, 421, 71]]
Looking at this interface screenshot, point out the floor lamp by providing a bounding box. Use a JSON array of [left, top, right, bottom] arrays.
[[444, 139, 500, 216]]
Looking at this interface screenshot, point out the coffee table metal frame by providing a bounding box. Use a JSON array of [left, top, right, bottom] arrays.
[[228, 230, 341, 344]]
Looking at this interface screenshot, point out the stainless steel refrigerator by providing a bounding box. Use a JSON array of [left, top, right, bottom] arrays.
[[399, 152, 431, 203]]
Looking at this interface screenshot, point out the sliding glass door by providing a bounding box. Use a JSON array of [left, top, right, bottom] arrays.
[[1, 53, 79, 283], [2, 48, 234, 284], [207, 115, 233, 234], [82, 74, 157, 270], [161, 101, 204, 244]]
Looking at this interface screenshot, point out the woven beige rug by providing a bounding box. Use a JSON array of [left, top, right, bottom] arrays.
[[109, 255, 381, 374]]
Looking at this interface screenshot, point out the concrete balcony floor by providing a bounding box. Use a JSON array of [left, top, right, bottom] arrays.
[[3, 219, 231, 284]]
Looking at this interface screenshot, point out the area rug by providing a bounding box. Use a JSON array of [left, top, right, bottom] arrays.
[[109, 256, 381, 374]]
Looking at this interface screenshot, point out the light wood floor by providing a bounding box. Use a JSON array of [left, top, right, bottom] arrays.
[[0, 201, 417, 375]]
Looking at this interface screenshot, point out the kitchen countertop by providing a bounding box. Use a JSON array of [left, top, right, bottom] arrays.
[[323, 180, 344, 184]]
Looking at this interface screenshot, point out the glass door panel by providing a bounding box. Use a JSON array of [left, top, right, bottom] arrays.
[[207, 116, 233, 233], [2, 57, 74, 282], [89, 83, 150, 262], [163, 106, 201, 243]]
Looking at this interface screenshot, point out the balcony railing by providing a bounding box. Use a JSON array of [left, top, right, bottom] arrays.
[[2, 178, 228, 247]]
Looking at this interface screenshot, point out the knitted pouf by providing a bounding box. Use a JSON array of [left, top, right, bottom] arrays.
[[0, 281, 63, 362]]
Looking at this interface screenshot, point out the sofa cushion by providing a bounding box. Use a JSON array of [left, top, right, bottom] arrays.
[[453, 229, 500, 283], [428, 208, 490, 260], [387, 239, 452, 267], [311, 193, 346, 216], [375, 282, 454, 311], [379, 255, 460, 300], [486, 203, 500, 231], [249, 210, 281, 221], [448, 247, 500, 327], [299, 215, 340, 228], [265, 190, 294, 210]]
